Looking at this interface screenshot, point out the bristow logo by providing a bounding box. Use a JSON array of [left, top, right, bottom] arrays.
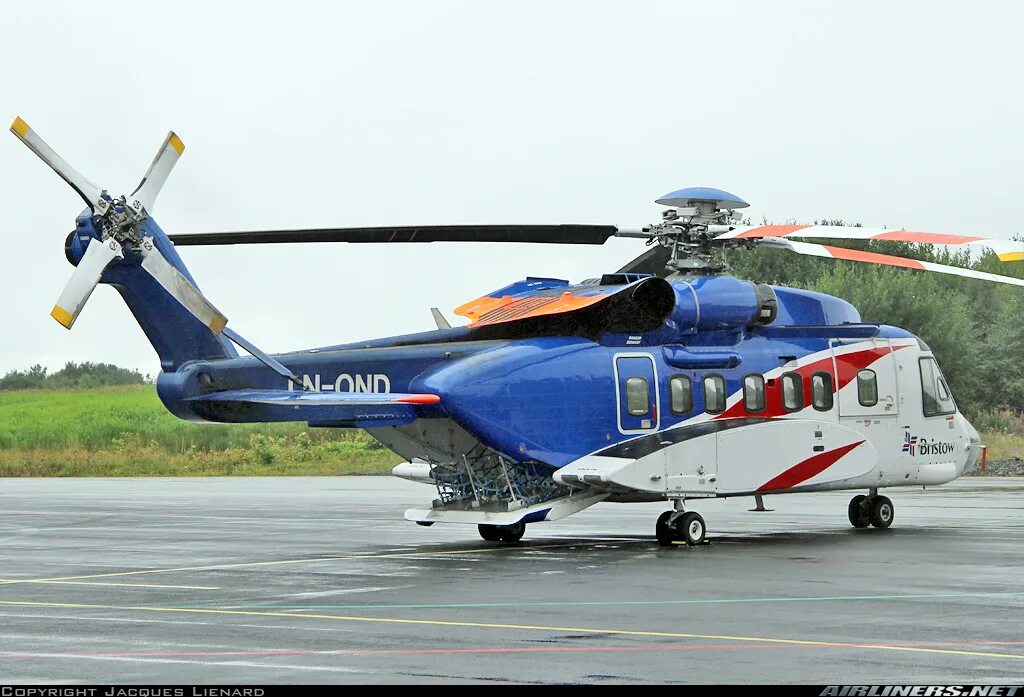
[[902, 432, 918, 455], [902, 432, 955, 456], [286, 373, 392, 393]]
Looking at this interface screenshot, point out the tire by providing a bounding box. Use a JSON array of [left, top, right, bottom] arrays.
[[677, 511, 706, 546], [656, 510, 675, 546], [869, 495, 894, 529], [848, 495, 870, 528], [478, 524, 503, 541], [498, 521, 526, 543]]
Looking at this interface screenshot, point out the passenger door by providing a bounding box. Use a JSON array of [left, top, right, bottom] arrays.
[[614, 353, 659, 434]]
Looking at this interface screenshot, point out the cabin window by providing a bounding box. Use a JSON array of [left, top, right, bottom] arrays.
[[811, 372, 833, 411], [703, 374, 726, 414], [743, 374, 766, 413], [919, 357, 955, 416], [857, 369, 878, 407], [782, 372, 803, 412], [625, 377, 650, 416], [669, 375, 693, 415]]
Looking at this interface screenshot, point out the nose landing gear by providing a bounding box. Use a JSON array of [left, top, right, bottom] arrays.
[[656, 501, 707, 547], [848, 491, 894, 529]]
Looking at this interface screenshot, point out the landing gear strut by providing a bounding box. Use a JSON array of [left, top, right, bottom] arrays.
[[656, 501, 707, 547], [478, 522, 526, 543], [848, 492, 894, 529]]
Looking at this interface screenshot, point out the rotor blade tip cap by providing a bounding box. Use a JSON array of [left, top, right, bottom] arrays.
[[11, 116, 28, 138], [168, 132, 185, 155], [50, 305, 74, 329], [209, 314, 227, 334]]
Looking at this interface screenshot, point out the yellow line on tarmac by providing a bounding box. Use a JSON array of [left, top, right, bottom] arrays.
[[0, 543, 585, 585], [0, 600, 1020, 662], [0, 579, 219, 590]]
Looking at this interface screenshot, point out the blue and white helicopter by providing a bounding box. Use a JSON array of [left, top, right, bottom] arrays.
[[12, 118, 1023, 546]]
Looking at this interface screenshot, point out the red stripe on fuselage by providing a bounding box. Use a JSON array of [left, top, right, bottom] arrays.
[[757, 440, 865, 492], [715, 344, 907, 421]]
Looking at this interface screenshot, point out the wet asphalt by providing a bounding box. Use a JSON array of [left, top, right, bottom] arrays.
[[0, 476, 1022, 684]]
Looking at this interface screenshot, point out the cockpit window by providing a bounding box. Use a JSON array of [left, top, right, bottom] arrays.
[[920, 357, 955, 416]]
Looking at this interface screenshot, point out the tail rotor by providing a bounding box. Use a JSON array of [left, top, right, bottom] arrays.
[[10, 116, 227, 333]]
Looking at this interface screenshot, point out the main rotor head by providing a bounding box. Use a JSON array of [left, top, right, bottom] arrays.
[[644, 187, 751, 275]]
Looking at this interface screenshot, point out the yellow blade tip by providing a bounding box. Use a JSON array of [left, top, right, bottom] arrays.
[[11, 116, 29, 138], [209, 315, 227, 334], [50, 305, 74, 329], [998, 252, 1024, 262], [168, 132, 185, 155]]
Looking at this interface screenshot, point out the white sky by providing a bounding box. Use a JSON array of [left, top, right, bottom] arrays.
[[1, 0, 1021, 375]]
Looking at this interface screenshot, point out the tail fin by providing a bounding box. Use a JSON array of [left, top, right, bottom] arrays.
[[86, 215, 238, 370]]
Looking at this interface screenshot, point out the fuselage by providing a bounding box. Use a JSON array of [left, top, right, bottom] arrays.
[[156, 274, 981, 502]]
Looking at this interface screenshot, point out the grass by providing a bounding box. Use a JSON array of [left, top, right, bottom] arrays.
[[0, 385, 400, 476], [1, 386, 1021, 477], [966, 409, 1024, 463]]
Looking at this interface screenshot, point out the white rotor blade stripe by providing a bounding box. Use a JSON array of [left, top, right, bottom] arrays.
[[10, 117, 106, 211], [131, 131, 185, 213], [51, 238, 123, 329], [716, 225, 1024, 261], [139, 243, 228, 333], [761, 239, 1024, 288]]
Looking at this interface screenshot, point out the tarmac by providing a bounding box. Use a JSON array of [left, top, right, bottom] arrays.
[[0, 476, 1022, 684]]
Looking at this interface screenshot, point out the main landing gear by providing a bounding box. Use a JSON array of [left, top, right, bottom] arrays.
[[848, 491, 894, 529], [478, 522, 526, 543], [656, 501, 707, 547]]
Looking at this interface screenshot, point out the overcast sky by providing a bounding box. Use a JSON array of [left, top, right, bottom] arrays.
[[1, 0, 1021, 375]]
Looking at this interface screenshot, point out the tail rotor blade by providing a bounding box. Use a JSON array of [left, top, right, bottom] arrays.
[[131, 131, 185, 214], [10, 117, 108, 213], [51, 238, 123, 329], [139, 241, 228, 333]]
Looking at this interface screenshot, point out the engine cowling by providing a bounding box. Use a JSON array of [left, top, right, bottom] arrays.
[[668, 276, 777, 332]]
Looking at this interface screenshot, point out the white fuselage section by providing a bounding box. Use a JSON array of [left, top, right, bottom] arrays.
[[552, 339, 982, 499]]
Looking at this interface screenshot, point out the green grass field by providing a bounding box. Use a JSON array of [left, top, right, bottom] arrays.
[[0, 385, 400, 476], [0, 385, 1021, 477]]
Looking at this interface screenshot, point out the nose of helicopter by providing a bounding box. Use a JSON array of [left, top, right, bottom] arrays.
[[960, 414, 984, 475]]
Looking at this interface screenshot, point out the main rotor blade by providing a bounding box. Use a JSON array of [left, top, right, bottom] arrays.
[[761, 238, 1024, 287], [51, 238, 123, 329], [10, 117, 107, 212], [716, 225, 1024, 261], [139, 242, 228, 333], [130, 131, 185, 214], [168, 224, 620, 246], [616, 245, 674, 277]]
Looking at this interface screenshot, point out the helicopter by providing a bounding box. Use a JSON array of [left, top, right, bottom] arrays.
[[11, 117, 1022, 546]]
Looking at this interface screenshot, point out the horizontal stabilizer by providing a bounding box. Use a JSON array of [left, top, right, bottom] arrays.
[[185, 389, 441, 426]]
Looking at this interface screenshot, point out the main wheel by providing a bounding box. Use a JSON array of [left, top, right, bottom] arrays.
[[848, 494, 870, 528], [869, 495, 894, 529], [498, 521, 526, 543], [656, 510, 675, 547], [677, 511, 706, 546], [478, 524, 503, 541]]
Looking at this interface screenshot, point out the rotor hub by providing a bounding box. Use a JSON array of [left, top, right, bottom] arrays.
[[645, 187, 751, 274]]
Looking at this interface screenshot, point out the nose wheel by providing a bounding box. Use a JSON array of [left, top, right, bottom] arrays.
[[656, 510, 707, 546], [848, 493, 894, 529]]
